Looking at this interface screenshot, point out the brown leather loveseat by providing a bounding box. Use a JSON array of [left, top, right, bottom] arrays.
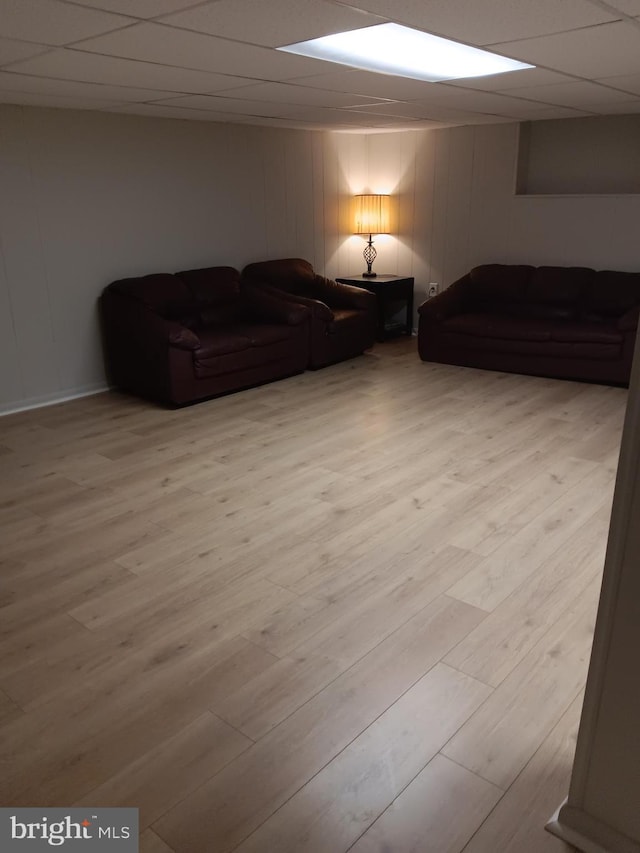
[[101, 266, 309, 405], [418, 264, 640, 385], [242, 258, 376, 368]]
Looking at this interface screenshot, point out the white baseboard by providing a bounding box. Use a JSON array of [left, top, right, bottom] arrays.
[[0, 383, 109, 417], [547, 800, 640, 853]]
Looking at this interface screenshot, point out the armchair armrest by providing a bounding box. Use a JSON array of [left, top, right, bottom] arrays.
[[312, 275, 376, 311], [418, 275, 471, 323], [242, 283, 310, 325], [618, 305, 640, 332], [244, 278, 334, 322]]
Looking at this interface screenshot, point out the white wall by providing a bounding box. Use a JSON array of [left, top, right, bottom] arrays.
[[0, 105, 345, 413]]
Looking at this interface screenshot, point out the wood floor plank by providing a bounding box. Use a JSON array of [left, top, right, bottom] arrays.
[[447, 455, 599, 556], [461, 694, 585, 853], [139, 829, 175, 853], [441, 581, 599, 789], [211, 652, 344, 741], [234, 664, 492, 853], [74, 711, 251, 830], [444, 507, 609, 686], [445, 465, 615, 612], [350, 754, 502, 853], [0, 689, 24, 726], [153, 596, 486, 853]]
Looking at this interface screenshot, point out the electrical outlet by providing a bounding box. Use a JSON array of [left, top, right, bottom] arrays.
[[428, 282, 439, 298]]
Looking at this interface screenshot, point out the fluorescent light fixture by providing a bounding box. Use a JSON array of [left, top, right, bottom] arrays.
[[278, 23, 533, 82]]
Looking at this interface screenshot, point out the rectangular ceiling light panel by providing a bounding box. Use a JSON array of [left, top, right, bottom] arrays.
[[278, 23, 533, 82]]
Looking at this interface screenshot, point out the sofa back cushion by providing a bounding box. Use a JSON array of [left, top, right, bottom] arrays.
[[176, 266, 242, 326], [243, 258, 315, 294], [526, 265, 594, 313], [109, 273, 192, 318], [469, 265, 533, 305], [585, 270, 640, 319]]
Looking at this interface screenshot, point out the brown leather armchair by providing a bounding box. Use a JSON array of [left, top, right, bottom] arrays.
[[242, 258, 376, 368], [101, 266, 309, 406]]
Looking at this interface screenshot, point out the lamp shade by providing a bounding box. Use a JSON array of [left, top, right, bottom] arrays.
[[353, 194, 390, 235]]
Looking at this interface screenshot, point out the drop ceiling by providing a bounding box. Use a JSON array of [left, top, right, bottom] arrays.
[[2, 0, 640, 130]]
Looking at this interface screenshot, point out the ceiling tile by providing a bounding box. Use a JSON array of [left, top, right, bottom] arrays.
[[409, 90, 543, 114], [212, 81, 391, 108], [154, 93, 306, 117], [0, 90, 123, 108], [293, 69, 444, 100], [596, 72, 640, 95], [493, 21, 640, 78], [159, 0, 386, 47], [0, 0, 133, 46], [599, 0, 640, 13], [0, 37, 51, 66], [585, 99, 640, 113], [104, 102, 244, 120], [501, 80, 637, 106], [448, 67, 576, 91], [336, 0, 617, 46], [284, 105, 413, 125], [486, 103, 592, 119], [350, 101, 484, 121], [0, 71, 178, 101], [68, 0, 213, 18], [73, 21, 335, 79], [7, 49, 258, 93]]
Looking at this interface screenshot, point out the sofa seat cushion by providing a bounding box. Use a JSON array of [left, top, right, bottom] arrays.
[[194, 328, 252, 358], [194, 339, 300, 379], [443, 314, 551, 342], [550, 322, 622, 345], [230, 323, 294, 347], [439, 331, 621, 360]]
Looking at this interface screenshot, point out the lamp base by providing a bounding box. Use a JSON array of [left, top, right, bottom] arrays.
[[362, 271, 377, 278]]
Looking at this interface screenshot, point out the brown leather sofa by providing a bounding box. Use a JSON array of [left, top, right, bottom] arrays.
[[418, 264, 640, 385], [242, 258, 376, 368], [101, 266, 309, 405]]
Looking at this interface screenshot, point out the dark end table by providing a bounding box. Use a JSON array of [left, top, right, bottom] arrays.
[[336, 274, 414, 342]]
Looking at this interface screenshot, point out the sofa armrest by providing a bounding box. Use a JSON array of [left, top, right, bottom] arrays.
[[102, 288, 200, 350], [312, 275, 376, 311], [242, 283, 310, 325], [418, 275, 471, 322], [618, 305, 640, 332]]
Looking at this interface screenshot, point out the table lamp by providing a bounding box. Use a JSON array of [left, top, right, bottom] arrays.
[[353, 194, 390, 278]]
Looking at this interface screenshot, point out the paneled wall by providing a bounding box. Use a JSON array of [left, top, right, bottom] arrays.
[[0, 105, 347, 413], [331, 122, 640, 309], [3, 105, 640, 412]]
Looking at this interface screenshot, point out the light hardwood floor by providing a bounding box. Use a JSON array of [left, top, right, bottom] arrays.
[[0, 338, 627, 853]]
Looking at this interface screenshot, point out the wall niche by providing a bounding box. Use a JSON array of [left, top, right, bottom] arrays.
[[516, 114, 640, 195]]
